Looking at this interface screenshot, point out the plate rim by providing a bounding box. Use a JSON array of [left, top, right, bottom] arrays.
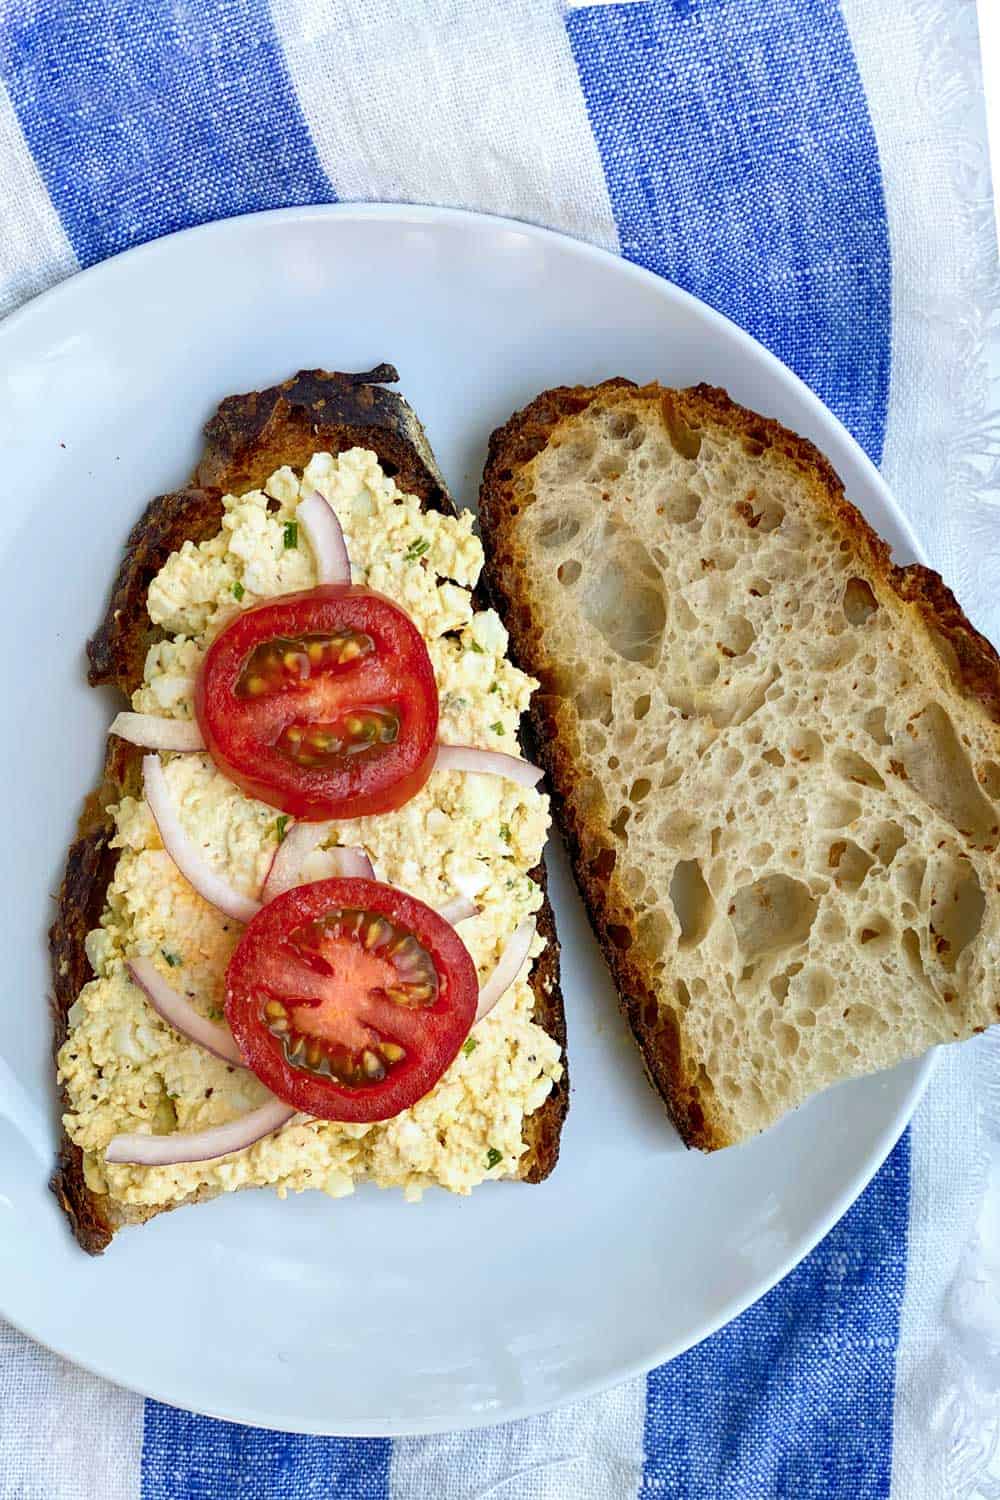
[[0, 200, 936, 1435]]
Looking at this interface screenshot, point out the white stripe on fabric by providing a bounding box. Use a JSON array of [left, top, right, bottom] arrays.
[[390, 1379, 646, 1500], [842, 3, 1000, 1496], [0, 81, 76, 321], [0, 1320, 143, 1500], [883, 1039, 1000, 1500], [269, 0, 619, 251], [841, 0, 1000, 630], [0, 83, 118, 1487]]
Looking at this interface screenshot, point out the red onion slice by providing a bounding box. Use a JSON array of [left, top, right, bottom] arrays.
[[143, 754, 261, 924], [106, 1096, 296, 1166], [110, 712, 205, 751], [434, 744, 543, 789], [298, 490, 351, 585], [261, 820, 336, 901], [261, 826, 374, 902], [475, 919, 537, 1023], [437, 896, 479, 926], [330, 846, 375, 881], [128, 957, 244, 1068]]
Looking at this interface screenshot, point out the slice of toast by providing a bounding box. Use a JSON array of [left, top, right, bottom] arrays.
[[52, 367, 567, 1252], [479, 378, 1000, 1150]]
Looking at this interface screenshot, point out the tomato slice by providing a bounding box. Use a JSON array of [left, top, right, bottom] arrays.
[[225, 878, 478, 1122], [195, 586, 439, 820]]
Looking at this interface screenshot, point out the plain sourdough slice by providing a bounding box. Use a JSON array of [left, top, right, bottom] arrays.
[[479, 378, 1000, 1150], [51, 367, 567, 1252]]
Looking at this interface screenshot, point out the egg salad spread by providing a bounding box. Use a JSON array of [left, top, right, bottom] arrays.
[[58, 449, 563, 1209]]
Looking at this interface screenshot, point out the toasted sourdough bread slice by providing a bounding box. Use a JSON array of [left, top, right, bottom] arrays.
[[51, 366, 567, 1253], [479, 379, 1000, 1150]]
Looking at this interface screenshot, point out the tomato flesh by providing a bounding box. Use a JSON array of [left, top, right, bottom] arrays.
[[196, 586, 439, 820], [225, 878, 478, 1121], [275, 705, 400, 769], [235, 628, 375, 698]]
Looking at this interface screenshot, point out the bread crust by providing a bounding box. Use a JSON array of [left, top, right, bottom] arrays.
[[52, 367, 567, 1250], [479, 379, 1000, 1150]]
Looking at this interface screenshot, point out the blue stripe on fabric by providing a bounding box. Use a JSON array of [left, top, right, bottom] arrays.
[[566, 0, 892, 463], [0, 0, 334, 267], [141, 1404, 392, 1500], [640, 1135, 910, 1498]]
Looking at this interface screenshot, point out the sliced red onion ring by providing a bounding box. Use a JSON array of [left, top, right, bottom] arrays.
[[331, 846, 375, 881], [110, 712, 205, 752], [434, 744, 543, 789], [261, 820, 337, 901], [106, 1096, 296, 1166], [475, 918, 537, 1022], [143, 754, 261, 924], [128, 957, 244, 1067], [437, 896, 479, 926], [261, 829, 374, 902], [298, 490, 351, 586]]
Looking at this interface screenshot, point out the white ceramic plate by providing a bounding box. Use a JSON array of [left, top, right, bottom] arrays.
[[0, 204, 932, 1435]]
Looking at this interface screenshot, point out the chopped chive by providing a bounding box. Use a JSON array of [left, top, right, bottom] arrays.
[[499, 824, 511, 844], [275, 815, 290, 843], [231, 580, 245, 601], [490, 721, 504, 735], [486, 1147, 502, 1169], [405, 537, 430, 561], [162, 949, 182, 967], [462, 1037, 479, 1057], [489, 681, 500, 694], [283, 521, 298, 549], [469, 640, 485, 654], [207, 1007, 224, 1021]]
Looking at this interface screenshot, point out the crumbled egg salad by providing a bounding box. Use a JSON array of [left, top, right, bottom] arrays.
[[59, 448, 562, 1209]]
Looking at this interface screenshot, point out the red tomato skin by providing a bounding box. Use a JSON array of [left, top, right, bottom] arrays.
[[195, 586, 439, 821], [225, 878, 479, 1122]]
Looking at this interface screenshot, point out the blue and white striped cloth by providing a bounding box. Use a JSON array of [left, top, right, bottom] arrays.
[[1, 2, 998, 1495]]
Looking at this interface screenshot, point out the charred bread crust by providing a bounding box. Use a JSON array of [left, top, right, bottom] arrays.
[[517, 857, 568, 1182], [196, 366, 453, 508], [87, 487, 223, 695], [479, 378, 1000, 1151], [50, 772, 120, 1253], [53, 368, 567, 1250]]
